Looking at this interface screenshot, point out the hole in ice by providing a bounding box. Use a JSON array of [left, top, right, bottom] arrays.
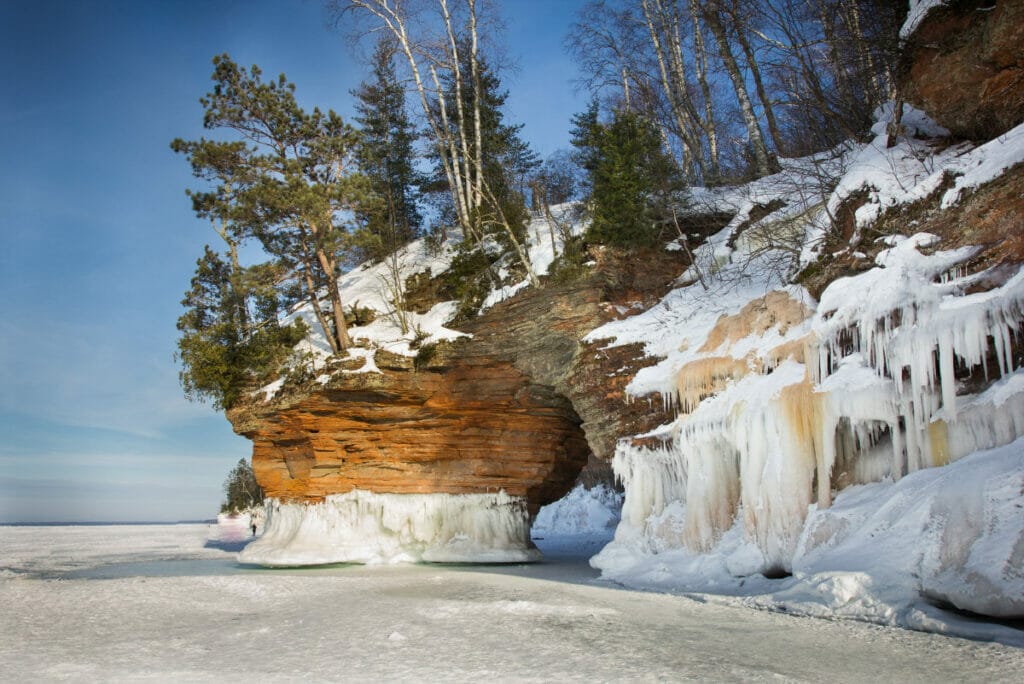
[[760, 566, 792, 580]]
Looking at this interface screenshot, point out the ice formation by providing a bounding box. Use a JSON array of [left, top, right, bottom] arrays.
[[239, 489, 540, 566], [589, 97, 1024, 612], [601, 232, 1024, 577], [531, 484, 623, 538]]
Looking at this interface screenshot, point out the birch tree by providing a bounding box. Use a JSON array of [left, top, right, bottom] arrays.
[[700, 1, 776, 178], [340, 0, 540, 286], [568, 0, 902, 174]]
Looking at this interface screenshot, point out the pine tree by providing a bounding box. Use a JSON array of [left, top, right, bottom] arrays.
[[352, 37, 423, 261], [575, 106, 684, 248], [221, 458, 264, 513], [176, 247, 306, 410], [569, 99, 602, 197], [173, 54, 373, 356]]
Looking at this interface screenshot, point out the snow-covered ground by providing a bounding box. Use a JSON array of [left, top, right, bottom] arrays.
[[2, 523, 1022, 681]]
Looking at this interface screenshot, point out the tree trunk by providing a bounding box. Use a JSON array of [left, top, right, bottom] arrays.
[[728, 0, 783, 154], [621, 66, 631, 110], [213, 216, 252, 332], [817, 2, 856, 123], [440, 0, 475, 220], [469, 0, 484, 214], [640, 0, 705, 179], [702, 3, 775, 177], [429, 63, 474, 240], [316, 247, 352, 351], [688, 0, 720, 181], [299, 251, 339, 356], [842, 0, 882, 106]]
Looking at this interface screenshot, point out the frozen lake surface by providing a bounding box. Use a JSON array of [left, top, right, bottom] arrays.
[[1, 524, 1022, 681]]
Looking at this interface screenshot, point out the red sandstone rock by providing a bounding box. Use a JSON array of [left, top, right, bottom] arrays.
[[902, 0, 1024, 139], [228, 248, 689, 516]]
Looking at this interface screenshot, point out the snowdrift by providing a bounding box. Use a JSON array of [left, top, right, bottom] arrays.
[[532, 484, 622, 538]]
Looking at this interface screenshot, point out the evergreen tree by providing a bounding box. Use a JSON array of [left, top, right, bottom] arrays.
[[569, 99, 602, 198], [574, 106, 684, 248], [221, 458, 264, 513], [173, 54, 373, 356], [352, 37, 423, 261], [176, 247, 306, 410]]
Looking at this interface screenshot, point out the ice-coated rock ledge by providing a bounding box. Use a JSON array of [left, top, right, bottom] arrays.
[[239, 489, 541, 566]]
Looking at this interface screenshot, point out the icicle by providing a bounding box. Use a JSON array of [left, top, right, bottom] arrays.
[[938, 330, 957, 419], [602, 232, 1024, 580]]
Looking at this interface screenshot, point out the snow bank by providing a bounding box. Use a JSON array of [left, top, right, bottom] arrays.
[[211, 512, 253, 542], [239, 490, 540, 566], [261, 237, 469, 400], [802, 109, 1024, 267], [209, 509, 265, 545], [792, 440, 1024, 620], [479, 203, 586, 311]]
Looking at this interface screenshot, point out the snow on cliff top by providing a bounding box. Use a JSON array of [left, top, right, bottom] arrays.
[[585, 105, 1024, 402], [261, 203, 584, 400], [901, 0, 946, 40], [260, 237, 466, 399]]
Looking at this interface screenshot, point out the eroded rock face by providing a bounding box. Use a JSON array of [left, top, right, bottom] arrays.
[[902, 0, 1024, 139], [228, 247, 689, 521], [232, 351, 590, 516]]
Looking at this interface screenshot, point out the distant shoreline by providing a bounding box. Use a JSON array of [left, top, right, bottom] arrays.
[[0, 520, 216, 527]]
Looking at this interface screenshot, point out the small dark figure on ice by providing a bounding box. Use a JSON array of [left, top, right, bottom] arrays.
[[251, 522, 257, 536]]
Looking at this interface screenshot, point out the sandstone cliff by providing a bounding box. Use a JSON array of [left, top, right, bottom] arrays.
[[229, 247, 694, 517], [231, 1, 1024, 584], [902, 0, 1024, 140]]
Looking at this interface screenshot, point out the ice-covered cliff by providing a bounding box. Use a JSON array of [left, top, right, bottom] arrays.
[[229, 2, 1024, 638], [229, 209, 687, 565], [586, 1, 1024, 634]]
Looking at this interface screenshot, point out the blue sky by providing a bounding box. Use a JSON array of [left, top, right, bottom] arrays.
[[0, 0, 586, 522]]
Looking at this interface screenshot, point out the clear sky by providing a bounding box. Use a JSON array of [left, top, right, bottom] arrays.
[[0, 0, 587, 522]]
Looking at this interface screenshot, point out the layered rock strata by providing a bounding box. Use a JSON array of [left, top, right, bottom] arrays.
[[229, 249, 689, 564]]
